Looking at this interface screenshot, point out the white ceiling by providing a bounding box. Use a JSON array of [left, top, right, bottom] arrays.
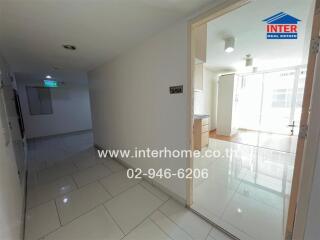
[[0, 0, 215, 73], [206, 0, 315, 74]]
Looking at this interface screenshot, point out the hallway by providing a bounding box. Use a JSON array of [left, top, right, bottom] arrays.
[[25, 132, 230, 240], [0, 1, 319, 240]]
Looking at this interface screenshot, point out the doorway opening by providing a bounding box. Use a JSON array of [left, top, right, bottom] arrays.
[[188, 0, 318, 240]]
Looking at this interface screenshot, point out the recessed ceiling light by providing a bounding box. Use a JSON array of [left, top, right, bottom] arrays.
[[224, 37, 235, 53], [62, 44, 77, 51], [45, 75, 52, 79]]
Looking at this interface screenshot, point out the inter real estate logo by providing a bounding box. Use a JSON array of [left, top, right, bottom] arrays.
[[263, 12, 301, 40]]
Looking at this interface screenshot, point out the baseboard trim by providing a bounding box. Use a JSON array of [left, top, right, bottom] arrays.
[[27, 129, 93, 141], [94, 143, 186, 205]]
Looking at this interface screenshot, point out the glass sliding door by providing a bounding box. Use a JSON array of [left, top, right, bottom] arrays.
[[235, 74, 263, 131], [234, 66, 306, 136], [260, 69, 296, 135]]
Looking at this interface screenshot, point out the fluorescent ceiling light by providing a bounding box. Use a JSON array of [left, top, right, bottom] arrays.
[[224, 37, 235, 53]]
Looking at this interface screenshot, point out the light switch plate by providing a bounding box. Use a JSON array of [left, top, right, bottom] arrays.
[[169, 85, 183, 94]]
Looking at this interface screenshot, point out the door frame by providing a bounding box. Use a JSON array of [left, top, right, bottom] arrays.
[[186, 1, 320, 240], [286, 1, 320, 239], [186, 0, 250, 207]]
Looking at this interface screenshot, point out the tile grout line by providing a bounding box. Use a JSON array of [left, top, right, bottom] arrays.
[[26, 177, 110, 216], [97, 180, 114, 197], [53, 199, 62, 227], [139, 181, 169, 202], [75, 171, 122, 191], [118, 198, 171, 240], [157, 204, 201, 240], [98, 175, 142, 199], [70, 174, 80, 189], [35, 202, 107, 240], [149, 217, 176, 240], [32, 201, 63, 240], [204, 226, 213, 240], [102, 203, 126, 236], [71, 164, 114, 188], [55, 195, 113, 226], [219, 172, 248, 219], [28, 153, 117, 203], [26, 175, 80, 211], [45, 202, 110, 237], [193, 168, 255, 239], [36, 188, 119, 240], [102, 180, 141, 203]]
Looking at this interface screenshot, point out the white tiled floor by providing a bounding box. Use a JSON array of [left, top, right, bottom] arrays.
[[160, 199, 212, 240], [105, 184, 164, 234], [192, 138, 295, 240], [99, 170, 140, 196], [72, 164, 112, 187], [44, 206, 124, 240], [25, 201, 60, 240], [27, 176, 77, 209], [25, 131, 232, 240], [55, 182, 112, 225]]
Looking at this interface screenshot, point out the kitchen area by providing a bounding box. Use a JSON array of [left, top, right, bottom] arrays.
[[192, 23, 217, 151]]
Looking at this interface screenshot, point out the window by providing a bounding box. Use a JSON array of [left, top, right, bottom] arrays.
[[272, 89, 292, 108], [26, 86, 53, 115], [235, 66, 306, 134]]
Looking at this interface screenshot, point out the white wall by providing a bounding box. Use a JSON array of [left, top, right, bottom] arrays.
[[16, 72, 92, 139], [89, 20, 188, 201], [194, 67, 217, 130], [0, 56, 24, 240]]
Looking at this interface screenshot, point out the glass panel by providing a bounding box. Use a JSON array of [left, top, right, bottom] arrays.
[[260, 70, 296, 134], [234, 74, 263, 131]]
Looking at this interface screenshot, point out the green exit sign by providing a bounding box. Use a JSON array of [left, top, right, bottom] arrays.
[[43, 80, 58, 88]]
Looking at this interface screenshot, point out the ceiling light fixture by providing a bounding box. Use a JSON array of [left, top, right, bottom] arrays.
[[245, 54, 253, 67], [224, 37, 235, 53], [45, 75, 52, 79], [62, 44, 77, 51]]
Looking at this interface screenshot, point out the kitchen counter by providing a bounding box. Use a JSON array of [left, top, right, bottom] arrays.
[[194, 114, 210, 119]]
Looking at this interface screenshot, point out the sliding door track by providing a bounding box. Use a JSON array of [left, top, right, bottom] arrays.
[[187, 206, 241, 240]]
